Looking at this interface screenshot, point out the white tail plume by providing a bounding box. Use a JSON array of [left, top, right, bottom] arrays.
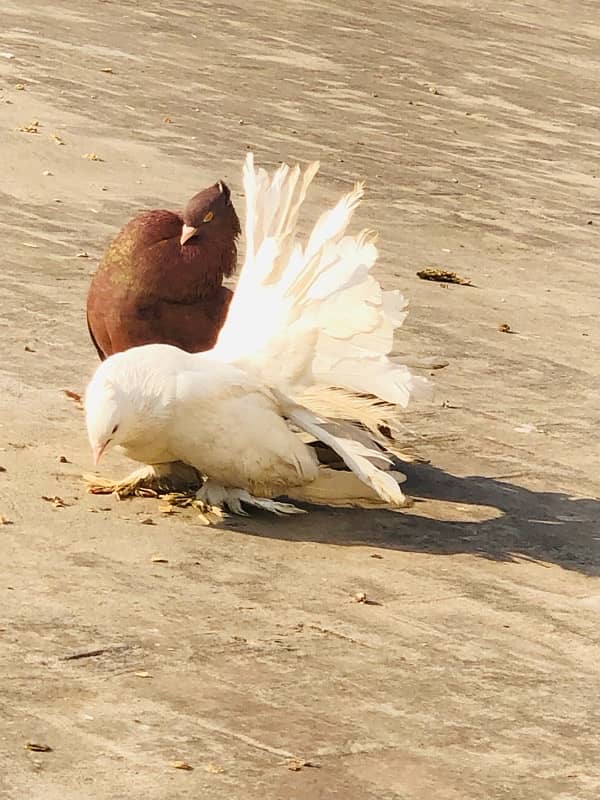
[[204, 153, 431, 506]]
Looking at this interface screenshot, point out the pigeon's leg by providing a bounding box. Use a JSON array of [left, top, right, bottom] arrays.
[[196, 481, 306, 516], [195, 481, 244, 515], [85, 462, 200, 498]]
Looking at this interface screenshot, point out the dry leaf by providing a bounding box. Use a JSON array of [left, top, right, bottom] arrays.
[[0, 515, 12, 525], [83, 153, 103, 161], [141, 518, 156, 526], [100, 67, 113, 73], [63, 389, 83, 405], [25, 742, 52, 752], [19, 121, 40, 133], [170, 760, 193, 771], [15, 83, 25, 90], [52, 134, 65, 145], [151, 555, 168, 562], [134, 671, 151, 678], [416, 268, 472, 286], [162, 492, 194, 507], [286, 758, 319, 771], [58, 456, 70, 464], [41, 495, 68, 508], [24, 345, 35, 353], [163, 116, 173, 123], [76, 251, 89, 258], [158, 504, 175, 514]]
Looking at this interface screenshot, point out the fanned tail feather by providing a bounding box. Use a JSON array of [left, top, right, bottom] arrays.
[[297, 386, 422, 468], [299, 385, 401, 438], [207, 153, 433, 508], [211, 153, 431, 412]]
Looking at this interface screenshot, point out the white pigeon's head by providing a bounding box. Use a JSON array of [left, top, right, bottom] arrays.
[[84, 355, 150, 464]]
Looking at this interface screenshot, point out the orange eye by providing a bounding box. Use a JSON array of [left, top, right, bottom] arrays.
[[203, 211, 214, 223]]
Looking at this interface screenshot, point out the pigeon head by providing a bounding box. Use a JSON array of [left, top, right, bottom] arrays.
[[180, 181, 241, 246], [84, 353, 149, 465], [85, 346, 182, 465], [85, 373, 127, 464]]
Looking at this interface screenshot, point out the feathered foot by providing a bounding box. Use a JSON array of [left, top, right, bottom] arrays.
[[84, 462, 201, 499], [196, 480, 306, 516], [285, 467, 412, 509]]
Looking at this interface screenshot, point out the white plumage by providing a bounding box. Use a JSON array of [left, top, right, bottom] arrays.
[[84, 154, 431, 514]]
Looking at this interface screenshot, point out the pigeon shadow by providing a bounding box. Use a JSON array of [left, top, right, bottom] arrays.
[[221, 462, 600, 577]]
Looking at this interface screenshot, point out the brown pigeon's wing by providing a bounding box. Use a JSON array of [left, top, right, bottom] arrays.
[[87, 310, 107, 360], [150, 286, 233, 353], [90, 285, 233, 355], [86, 211, 182, 360]]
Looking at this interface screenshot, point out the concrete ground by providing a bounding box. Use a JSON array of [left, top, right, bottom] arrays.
[[1, 1, 599, 798]]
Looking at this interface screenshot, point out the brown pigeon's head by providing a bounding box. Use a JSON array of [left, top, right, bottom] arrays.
[[180, 181, 241, 246]]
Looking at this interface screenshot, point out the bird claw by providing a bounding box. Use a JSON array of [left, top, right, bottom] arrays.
[[195, 481, 305, 516], [244, 496, 306, 515], [224, 496, 249, 516]]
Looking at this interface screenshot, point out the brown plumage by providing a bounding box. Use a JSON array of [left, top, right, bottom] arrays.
[[87, 181, 241, 359]]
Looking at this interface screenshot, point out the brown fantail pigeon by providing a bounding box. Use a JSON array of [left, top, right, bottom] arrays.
[[87, 181, 241, 360]]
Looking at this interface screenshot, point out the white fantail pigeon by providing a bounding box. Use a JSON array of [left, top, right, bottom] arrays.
[[84, 154, 431, 514]]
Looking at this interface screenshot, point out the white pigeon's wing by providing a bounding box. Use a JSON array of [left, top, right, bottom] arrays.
[[283, 401, 407, 507], [168, 363, 318, 493], [209, 153, 430, 410]]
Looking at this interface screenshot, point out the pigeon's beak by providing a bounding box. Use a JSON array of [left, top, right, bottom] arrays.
[[93, 441, 107, 465], [180, 224, 198, 245]]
